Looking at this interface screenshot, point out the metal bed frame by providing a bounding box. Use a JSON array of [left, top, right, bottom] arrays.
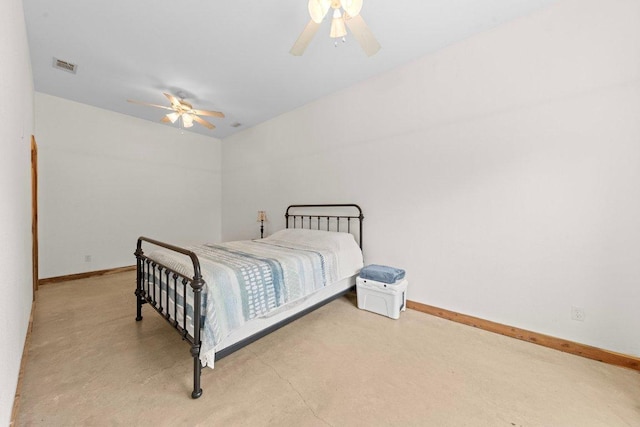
[[134, 204, 363, 398]]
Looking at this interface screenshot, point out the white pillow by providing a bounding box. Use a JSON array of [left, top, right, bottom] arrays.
[[264, 228, 363, 278], [265, 228, 356, 249]]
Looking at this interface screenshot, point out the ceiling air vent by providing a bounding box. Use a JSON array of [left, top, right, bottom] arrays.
[[52, 57, 78, 74]]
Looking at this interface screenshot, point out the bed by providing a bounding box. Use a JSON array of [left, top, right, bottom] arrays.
[[134, 204, 364, 398]]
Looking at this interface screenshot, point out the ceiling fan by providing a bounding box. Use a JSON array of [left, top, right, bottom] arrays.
[[127, 93, 224, 130], [290, 0, 380, 57]]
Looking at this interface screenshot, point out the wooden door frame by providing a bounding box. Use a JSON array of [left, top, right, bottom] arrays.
[[31, 135, 38, 298]]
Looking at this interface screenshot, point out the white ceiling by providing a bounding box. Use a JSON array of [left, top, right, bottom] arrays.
[[24, 0, 556, 139]]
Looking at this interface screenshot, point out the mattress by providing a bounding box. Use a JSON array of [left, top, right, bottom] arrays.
[[143, 228, 363, 367]]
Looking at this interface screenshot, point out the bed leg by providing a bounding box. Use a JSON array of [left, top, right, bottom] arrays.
[[191, 346, 203, 399], [190, 277, 205, 398], [134, 271, 144, 321], [135, 291, 143, 322], [135, 245, 144, 321]]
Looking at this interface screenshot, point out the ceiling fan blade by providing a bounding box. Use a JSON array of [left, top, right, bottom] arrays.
[[192, 109, 225, 118], [163, 92, 182, 108], [127, 99, 174, 111], [192, 115, 216, 130], [160, 116, 171, 123], [290, 20, 321, 56], [345, 14, 381, 57]]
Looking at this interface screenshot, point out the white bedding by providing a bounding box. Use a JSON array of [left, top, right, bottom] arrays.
[[144, 228, 363, 367]]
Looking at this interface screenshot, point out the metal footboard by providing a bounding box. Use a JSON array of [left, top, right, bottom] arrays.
[[134, 236, 205, 398]]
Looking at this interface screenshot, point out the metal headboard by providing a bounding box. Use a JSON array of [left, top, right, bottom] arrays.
[[285, 204, 364, 249]]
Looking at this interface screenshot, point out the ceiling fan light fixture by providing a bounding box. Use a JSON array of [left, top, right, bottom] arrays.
[[308, 0, 330, 23], [292, 0, 378, 56], [182, 114, 194, 128], [166, 112, 180, 123], [330, 10, 347, 38], [128, 93, 224, 130]]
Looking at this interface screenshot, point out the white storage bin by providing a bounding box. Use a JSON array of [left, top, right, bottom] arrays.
[[356, 277, 408, 319]]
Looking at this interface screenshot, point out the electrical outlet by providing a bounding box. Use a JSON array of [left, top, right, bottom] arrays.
[[84, 255, 92, 263], [571, 306, 585, 322]]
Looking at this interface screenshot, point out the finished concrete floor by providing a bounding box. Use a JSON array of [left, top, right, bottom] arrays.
[[17, 271, 640, 426]]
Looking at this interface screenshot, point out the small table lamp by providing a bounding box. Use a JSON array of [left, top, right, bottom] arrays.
[[257, 211, 267, 238]]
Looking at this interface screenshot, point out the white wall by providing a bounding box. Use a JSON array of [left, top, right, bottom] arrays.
[[0, 0, 34, 424], [36, 93, 222, 278], [222, 0, 640, 357]]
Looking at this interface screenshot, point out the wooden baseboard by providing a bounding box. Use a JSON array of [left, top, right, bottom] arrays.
[[407, 300, 640, 372], [39, 265, 136, 286], [10, 300, 35, 426]]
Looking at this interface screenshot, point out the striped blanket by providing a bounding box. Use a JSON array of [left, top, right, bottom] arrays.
[[145, 238, 342, 367]]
